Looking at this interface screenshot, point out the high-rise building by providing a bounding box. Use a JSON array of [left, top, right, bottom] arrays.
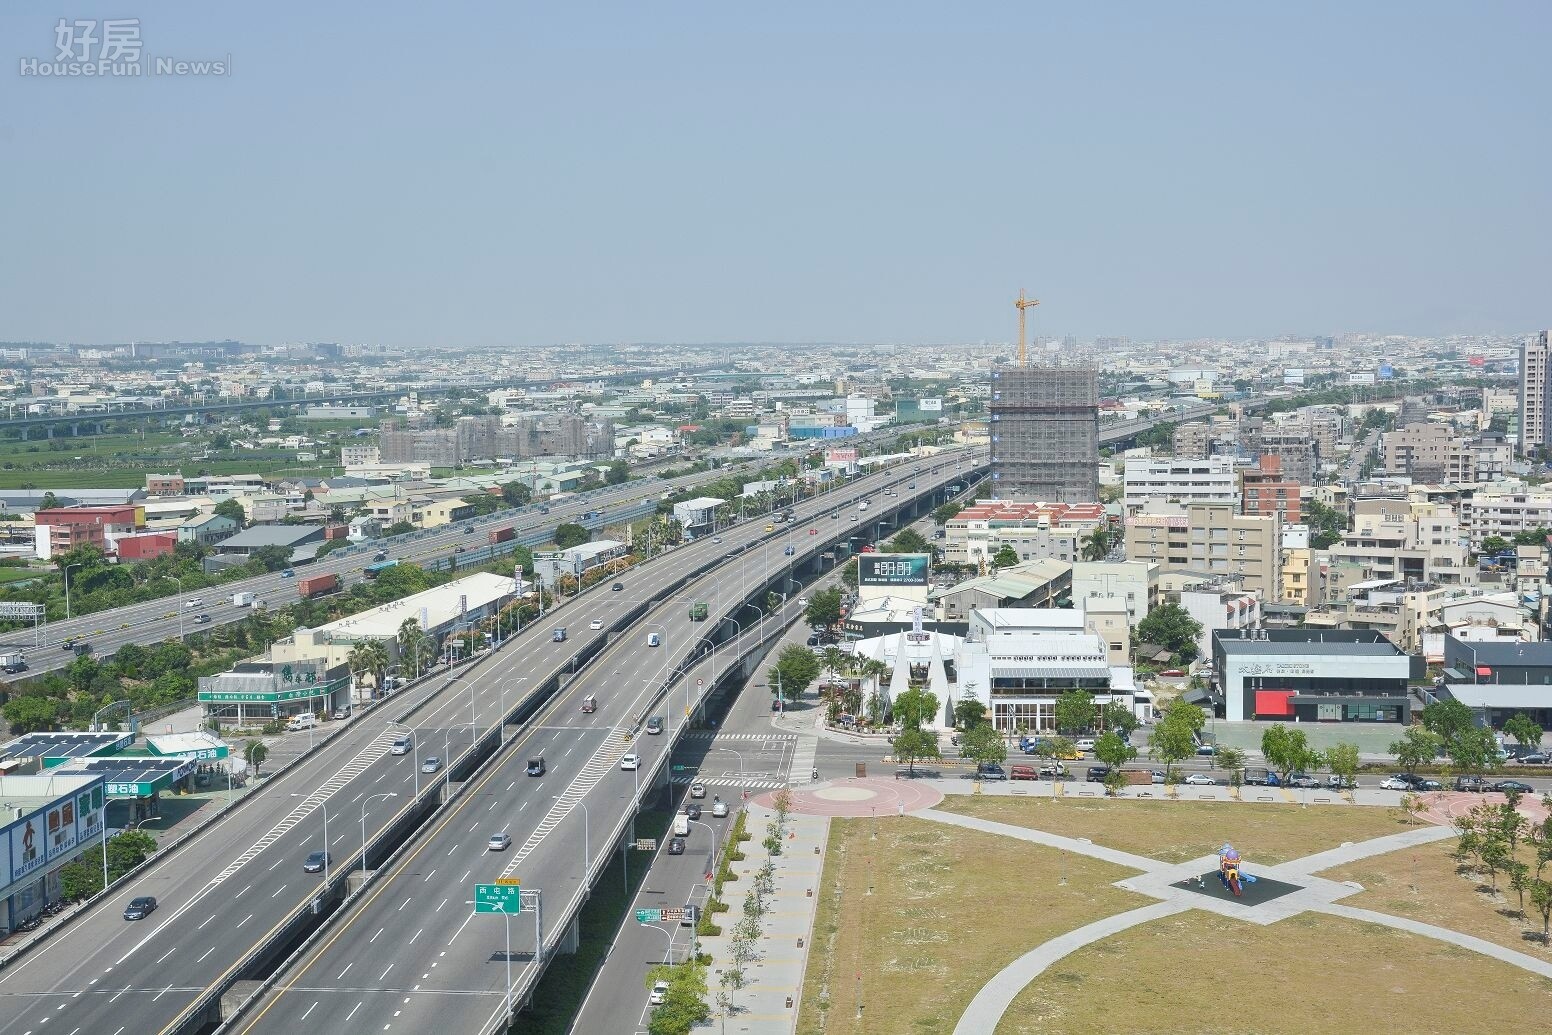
[[989, 365, 1099, 503], [1519, 331, 1550, 456]]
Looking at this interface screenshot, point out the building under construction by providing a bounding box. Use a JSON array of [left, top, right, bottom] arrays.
[[989, 365, 1100, 503]]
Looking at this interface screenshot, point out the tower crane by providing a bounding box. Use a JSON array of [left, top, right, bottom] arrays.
[[1015, 289, 1040, 366]]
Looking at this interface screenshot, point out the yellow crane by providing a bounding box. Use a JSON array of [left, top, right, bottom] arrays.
[[1015, 289, 1040, 366]]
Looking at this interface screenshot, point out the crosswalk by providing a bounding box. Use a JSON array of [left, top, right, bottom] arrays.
[[681, 731, 797, 742], [671, 774, 787, 791], [786, 735, 818, 784]]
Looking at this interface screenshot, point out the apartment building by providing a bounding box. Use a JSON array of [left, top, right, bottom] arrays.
[[341, 444, 380, 467], [1459, 491, 1552, 548], [1240, 454, 1301, 524], [1124, 502, 1282, 602], [1177, 577, 1263, 662], [1070, 560, 1159, 626], [988, 365, 1100, 503], [943, 501, 1105, 566], [1282, 546, 1313, 606], [1122, 456, 1238, 515], [1383, 424, 1511, 483], [1520, 331, 1550, 456], [1304, 583, 1519, 654], [1171, 421, 1209, 459], [1252, 424, 1317, 483], [33, 504, 144, 561], [1323, 500, 1473, 586]]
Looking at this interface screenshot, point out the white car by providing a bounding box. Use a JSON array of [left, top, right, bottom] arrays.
[[185, 598, 204, 608], [589, 619, 603, 630], [1379, 776, 1410, 791], [620, 754, 639, 771], [689, 782, 706, 799], [1074, 738, 1096, 752], [649, 979, 670, 1006], [1184, 773, 1215, 786]]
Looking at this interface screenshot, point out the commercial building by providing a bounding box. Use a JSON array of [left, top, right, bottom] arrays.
[[672, 497, 727, 539], [1520, 330, 1550, 456], [1250, 423, 1317, 483], [208, 524, 326, 562], [955, 628, 1145, 735], [533, 540, 628, 586], [989, 365, 1099, 503], [1070, 560, 1159, 626], [935, 559, 1071, 620], [1124, 503, 1281, 602], [968, 602, 1131, 667], [33, 504, 144, 561], [305, 405, 377, 420], [114, 530, 178, 561], [145, 474, 185, 496], [942, 501, 1105, 566], [1241, 454, 1301, 524], [178, 511, 240, 546], [0, 772, 106, 929], [1440, 636, 1552, 727], [1122, 456, 1238, 515], [1212, 629, 1420, 723], [380, 414, 614, 466]]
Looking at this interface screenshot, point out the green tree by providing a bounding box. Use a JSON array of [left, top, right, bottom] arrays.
[[37, 491, 61, 511], [840, 558, 858, 590], [397, 617, 435, 678], [960, 723, 1007, 768], [1450, 725, 1500, 781], [1261, 724, 1316, 786], [892, 726, 940, 776], [1099, 700, 1139, 739], [1081, 526, 1110, 562], [500, 481, 533, 507], [244, 739, 268, 777], [348, 639, 389, 695], [384, 520, 416, 537], [954, 699, 988, 729], [991, 544, 1020, 568], [605, 460, 630, 485], [1505, 713, 1544, 751], [891, 686, 940, 730], [767, 644, 821, 701], [931, 501, 963, 525], [461, 492, 503, 516], [212, 498, 247, 528], [887, 528, 929, 554], [1054, 689, 1095, 736], [802, 587, 844, 630], [1149, 699, 1204, 782], [1217, 746, 1247, 788], [1094, 731, 1137, 792], [1480, 535, 1512, 556], [248, 544, 293, 572], [3, 695, 59, 733], [553, 522, 590, 550], [1420, 699, 1475, 748], [1135, 602, 1205, 662], [1304, 498, 1347, 550], [1390, 725, 1443, 775], [1327, 742, 1360, 789]]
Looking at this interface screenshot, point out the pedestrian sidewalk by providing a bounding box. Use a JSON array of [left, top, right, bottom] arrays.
[[699, 802, 830, 1034]]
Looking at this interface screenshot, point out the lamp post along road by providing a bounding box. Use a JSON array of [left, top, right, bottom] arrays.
[[360, 792, 397, 875]]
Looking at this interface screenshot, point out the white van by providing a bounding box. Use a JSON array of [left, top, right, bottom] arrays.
[[390, 734, 413, 755], [672, 815, 690, 838], [286, 713, 319, 732]]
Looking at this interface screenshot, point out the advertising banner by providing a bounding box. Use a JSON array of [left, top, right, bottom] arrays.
[[858, 554, 929, 588]]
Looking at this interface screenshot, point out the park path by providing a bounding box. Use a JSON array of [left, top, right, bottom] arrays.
[[920, 807, 1527, 1035]]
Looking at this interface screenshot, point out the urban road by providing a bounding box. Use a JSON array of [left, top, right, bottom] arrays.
[[0, 450, 981, 1035], [226, 454, 979, 1035]]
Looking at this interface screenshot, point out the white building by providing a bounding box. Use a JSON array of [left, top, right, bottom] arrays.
[[1179, 582, 1262, 662], [1459, 492, 1552, 548], [1123, 456, 1239, 515], [955, 630, 1147, 734], [1071, 560, 1160, 626], [672, 497, 727, 539], [341, 444, 381, 467]]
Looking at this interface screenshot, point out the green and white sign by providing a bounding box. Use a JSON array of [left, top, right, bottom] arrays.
[[199, 684, 332, 704], [635, 908, 662, 923], [474, 882, 523, 914], [104, 781, 156, 798]]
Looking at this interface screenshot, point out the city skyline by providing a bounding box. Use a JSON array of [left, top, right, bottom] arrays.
[[2, 2, 1549, 347]]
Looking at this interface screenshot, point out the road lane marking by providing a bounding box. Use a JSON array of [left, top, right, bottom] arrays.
[[152, 985, 173, 1002], [369, 927, 385, 944], [271, 884, 288, 898], [398, 897, 412, 911], [301, 1002, 318, 1021], [236, 913, 254, 928], [155, 947, 176, 964], [409, 928, 424, 945], [197, 946, 215, 963], [235, 884, 251, 899], [379, 963, 394, 982], [460, 870, 470, 884], [337, 963, 353, 980], [197, 914, 216, 930], [436, 898, 447, 911], [423, 868, 436, 882], [347, 1002, 363, 1021], [447, 910, 477, 946]]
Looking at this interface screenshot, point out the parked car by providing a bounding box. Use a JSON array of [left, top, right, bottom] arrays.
[[689, 782, 707, 799], [976, 763, 1008, 781], [1038, 763, 1072, 779], [1074, 738, 1096, 752], [1184, 773, 1215, 786], [1409, 776, 1442, 791], [620, 753, 639, 771], [122, 895, 157, 921], [1085, 765, 1111, 783], [1160, 669, 1185, 677], [331, 707, 350, 720], [1326, 775, 1358, 790], [1288, 773, 1320, 789], [1494, 780, 1536, 794], [1455, 776, 1490, 792], [1150, 769, 1166, 784], [487, 832, 511, 851], [667, 837, 685, 856], [421, 756, 442, 774], [1195, 743, 1218, 756], [303, 851, 332, 873], [650, 980, 670, 1005], [1515, 753, 1549, 766], [1379, 776, 1411, 791]]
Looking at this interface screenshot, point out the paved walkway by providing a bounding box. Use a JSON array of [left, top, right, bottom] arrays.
[[699, 802, 829, 1035], [925, 805, 1511, 1035]]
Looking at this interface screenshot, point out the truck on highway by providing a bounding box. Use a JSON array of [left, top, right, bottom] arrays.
[[688, 600, 708, 622], [363, 559, 399, 579], [0, 651, 26, 674], [231, 590, 257, 608], [488, 526, 515, 545], [298, 572, 341, 599]]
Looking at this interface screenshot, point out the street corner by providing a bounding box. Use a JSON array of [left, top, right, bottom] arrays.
[[753, 777, 943, 817]]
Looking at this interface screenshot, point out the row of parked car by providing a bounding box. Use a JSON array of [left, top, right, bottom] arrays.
[[1379, 773, 1538, 794]]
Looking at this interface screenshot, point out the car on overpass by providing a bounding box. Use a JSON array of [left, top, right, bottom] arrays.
[[421, 756, 442, 774], [303, 851, 332, 873], [620, 753, 639, 771], [122, 896, 157, 921], [487, 832, 511, 852]]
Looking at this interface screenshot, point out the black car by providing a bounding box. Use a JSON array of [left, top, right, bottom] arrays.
[[667, 837, 686, 855], [122, 895, 157, 921], [1494, 780, 1536, 795], [1516, 753, 1549, 766], [684, 803, 702, 820], [526, 757, 546, 777], [612, 582, 624, 592], [303, 850, 332, 873], [1086, 765, 1111, 783]]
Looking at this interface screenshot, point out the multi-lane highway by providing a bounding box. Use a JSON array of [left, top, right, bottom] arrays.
[[226, 453, 980, 1035], [0, 447, 980, 1035]]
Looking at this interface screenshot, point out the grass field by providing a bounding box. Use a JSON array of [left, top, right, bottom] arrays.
[[1322, 834, 1552, 959], [933, 796, 1408, 865], [795, 816, 1146, 1035], [994, 910, 1552, 1035]]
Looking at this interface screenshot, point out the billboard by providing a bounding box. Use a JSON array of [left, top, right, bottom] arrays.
[[825, 447, 858, 465], [919, 398, 942, 411], [858, 554, 929, 588]]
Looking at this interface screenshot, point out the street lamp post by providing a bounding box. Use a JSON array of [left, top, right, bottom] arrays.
[[443, 722, 478, 797], [359, 792, 397, 875], [556, 797, 589, 889], [689, 818, 718, 882], [64, 562, 83, 623], [389, 720, 420, 798]]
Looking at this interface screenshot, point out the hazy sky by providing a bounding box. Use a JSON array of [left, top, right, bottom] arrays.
[[2, 2, 1548, 347]]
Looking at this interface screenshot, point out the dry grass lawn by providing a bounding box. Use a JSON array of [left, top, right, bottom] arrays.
[[995, 911, 1552, 1035], [1322, 834, 1552, 959], [935, 795, 1407, 864], [795, 816, 1146, 1035]]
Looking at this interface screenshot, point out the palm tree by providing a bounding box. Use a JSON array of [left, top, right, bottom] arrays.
[[1081, 526, 1110, 562], [396, 618, 432, 680], [348, 639, 389, 699]]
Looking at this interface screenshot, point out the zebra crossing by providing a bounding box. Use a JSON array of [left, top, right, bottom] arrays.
[[210, 729, 403, 888], [681, 731, 797, 742], [671, 774, 788, 791], [505, 728, 630, 873]]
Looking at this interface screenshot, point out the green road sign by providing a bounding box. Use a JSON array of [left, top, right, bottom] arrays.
[[474, 883, 523, 914], [635, 908, 662, 923]]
